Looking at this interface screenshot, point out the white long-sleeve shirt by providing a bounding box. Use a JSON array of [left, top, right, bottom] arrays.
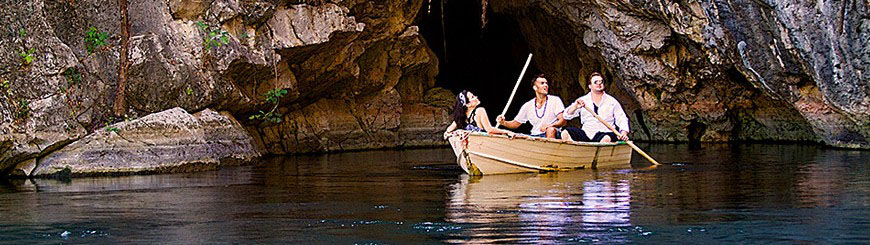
[[563, 92, 629, 139], [513, 95, 565, 135]]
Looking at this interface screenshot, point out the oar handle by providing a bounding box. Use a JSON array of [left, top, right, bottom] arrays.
[[625, 141, 660, 165], [581, 106, 661, 165], [497, 53, 533, 128]]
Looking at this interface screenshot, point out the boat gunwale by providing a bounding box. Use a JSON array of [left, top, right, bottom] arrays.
[[458, 130, 628, 147]]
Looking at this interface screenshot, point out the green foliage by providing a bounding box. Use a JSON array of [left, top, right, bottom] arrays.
[[18, 28, 25, 37], [249, 88, 288, 123], [240, 32, 249, 39], [19, 48, 35, 64], [196, 21, 230, 50], [249, 110, 283, 123], [1, 79, 9, 95], [105, 116, 121, 133], [63, 68, 82, 86], [15, 99, 30, 119], [264, 88, 288, 104], [85, 26, 109, 54], [185, 86, 193, 96]]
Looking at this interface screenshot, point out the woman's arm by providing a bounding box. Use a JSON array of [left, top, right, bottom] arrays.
[[443, 121, 457, 139], [475, 108, 514, 135], [445, 121, 457, 132]]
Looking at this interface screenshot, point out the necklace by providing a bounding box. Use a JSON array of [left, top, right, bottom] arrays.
[[534, 97, 547, 118]]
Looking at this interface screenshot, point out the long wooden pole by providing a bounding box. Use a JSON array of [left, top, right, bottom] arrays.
[[582, 106, 661, 165], [497, 53, 533, 128]]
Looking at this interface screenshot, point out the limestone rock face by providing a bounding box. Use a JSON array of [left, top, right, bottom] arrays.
[[246, 88, 451, 154], [31, 108, 260, 176], [239, 0, 445, 154], [0, 0, 443, 176], [491, 0, 868, 148]]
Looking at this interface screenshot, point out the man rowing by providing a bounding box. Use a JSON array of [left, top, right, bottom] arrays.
[[561, 72, 630, 142]]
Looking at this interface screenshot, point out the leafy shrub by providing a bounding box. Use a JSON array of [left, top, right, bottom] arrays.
[[19, 48, 35, 64], [15, 99, 30, 119], [249, 88, 288, 123], [85, 26, 109, 54], [196, 21, 230, 50], [63, 68, 82, 86]]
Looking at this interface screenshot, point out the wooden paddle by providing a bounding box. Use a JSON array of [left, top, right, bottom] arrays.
[[582, 106, 661, 165], [496, 53, 533, 128]]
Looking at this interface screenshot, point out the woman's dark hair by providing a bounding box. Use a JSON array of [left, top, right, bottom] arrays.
[[452, 90, 470, 129]]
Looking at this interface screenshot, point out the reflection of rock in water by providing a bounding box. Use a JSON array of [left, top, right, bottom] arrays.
[[445, 171, 632, 243]]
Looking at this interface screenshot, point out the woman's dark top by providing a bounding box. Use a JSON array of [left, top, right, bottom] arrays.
[[464, 108, 484, 132]]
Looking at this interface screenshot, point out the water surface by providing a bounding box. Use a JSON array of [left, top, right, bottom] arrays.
[[1, 144, 868, 243]]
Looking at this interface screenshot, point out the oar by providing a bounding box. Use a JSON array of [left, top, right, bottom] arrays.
[[582, 106, 661, 165], [496, 53, 533, 128]]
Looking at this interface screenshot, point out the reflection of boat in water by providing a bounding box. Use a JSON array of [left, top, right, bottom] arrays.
[[445, 171, 632, 243], [447, 130, 632, 175]]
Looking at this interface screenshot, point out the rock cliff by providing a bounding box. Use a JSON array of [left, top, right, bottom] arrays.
[[0, 0, 448, 177], [1, 0, 866, 177], [490, 0, 867, 148]]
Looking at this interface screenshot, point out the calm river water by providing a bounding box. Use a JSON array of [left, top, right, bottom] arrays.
[[1, 144, 868, 243]]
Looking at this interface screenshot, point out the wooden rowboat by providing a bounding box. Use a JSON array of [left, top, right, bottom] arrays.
[[447, 130, 632, 175]]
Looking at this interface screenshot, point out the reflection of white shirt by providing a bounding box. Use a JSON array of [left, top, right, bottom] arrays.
[[563, 92, 629, 139], [513, 95, 565, 135]]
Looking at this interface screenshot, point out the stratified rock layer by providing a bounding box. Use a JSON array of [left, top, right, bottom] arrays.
[[30, 108, 260, 176]]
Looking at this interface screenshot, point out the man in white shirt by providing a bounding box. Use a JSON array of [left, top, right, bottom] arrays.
[[561, 72, 630, 142], [496, 74, 567, 138]]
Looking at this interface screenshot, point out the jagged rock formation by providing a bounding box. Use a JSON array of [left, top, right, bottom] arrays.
[[491, 0, 868, 148], [0, 0, 448, 177]]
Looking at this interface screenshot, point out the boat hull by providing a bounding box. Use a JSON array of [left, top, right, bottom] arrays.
[[448, 131, 632, 175]]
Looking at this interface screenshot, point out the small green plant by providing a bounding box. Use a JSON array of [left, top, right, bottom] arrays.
[[264, 88, 288, 103], [249, 88, 287, 123], [18, 28, 25, 37], [15, 99, 30, 119], [240, 32, 249, 39], [105, 116, 121, 133], [1, 79, 9, 94], [84, 26, 109, 54], [63, 68, 82, 86], [196, 21, 230, 50], [185, 86, 193, 96], [249, 109, 283, 123], [19, 48, 35, 64]]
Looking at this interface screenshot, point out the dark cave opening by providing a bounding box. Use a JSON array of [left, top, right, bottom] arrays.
[[687, 120, 707, 145], [418, 0, 539, 133]]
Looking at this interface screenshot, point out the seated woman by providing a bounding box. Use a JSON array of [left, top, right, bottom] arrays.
[[443, 90, 515, 138]]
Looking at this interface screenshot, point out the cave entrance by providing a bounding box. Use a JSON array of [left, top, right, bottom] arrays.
[[418, 0, 537, 132]]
